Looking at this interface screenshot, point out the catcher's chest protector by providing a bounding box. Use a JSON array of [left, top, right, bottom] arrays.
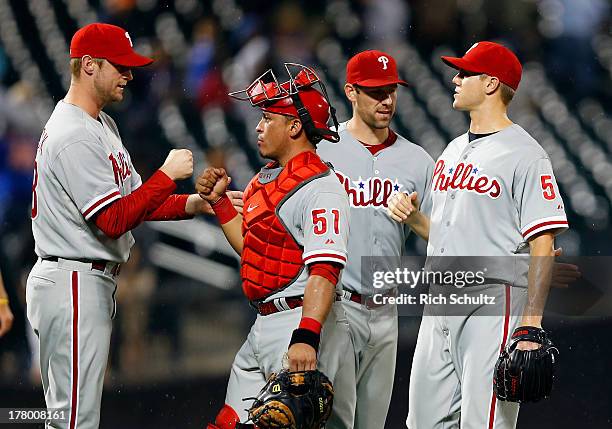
[[241, 151, 330, 301]]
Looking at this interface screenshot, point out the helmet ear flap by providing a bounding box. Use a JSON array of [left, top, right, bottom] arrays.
[[290, 92, 339, 144]]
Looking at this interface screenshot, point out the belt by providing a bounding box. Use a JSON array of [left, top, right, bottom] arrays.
[[42, 256, 121, 276], [251, 296, 305, 316], [340, 288, 398, 308], [341, 289, 363, 304], [251, 294, 344, 316]]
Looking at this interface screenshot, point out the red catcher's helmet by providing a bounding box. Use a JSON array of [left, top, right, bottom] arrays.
[[229, 63, 340, 144]]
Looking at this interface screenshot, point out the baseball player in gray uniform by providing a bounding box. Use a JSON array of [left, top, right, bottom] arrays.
[[26, 23, 220, 429], [196, 64, 356, 429], [316, 50, 434, 429], [388, 42, 568, 428]]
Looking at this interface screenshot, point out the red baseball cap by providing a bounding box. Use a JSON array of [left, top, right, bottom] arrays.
[[70, 23, 153, 67], [346, 50, 409, 87], [440, 41, 522, 90]]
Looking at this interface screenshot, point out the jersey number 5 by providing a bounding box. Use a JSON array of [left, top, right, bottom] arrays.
[[31, 160, 39, 219], [540, 175, 556, 201], [312, 209, 340, 235]]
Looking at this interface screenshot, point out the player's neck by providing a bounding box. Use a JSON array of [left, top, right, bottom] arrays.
[[347, 116, 388, 145], [64, 82, 104, 119], [468, 103, 513, 134]]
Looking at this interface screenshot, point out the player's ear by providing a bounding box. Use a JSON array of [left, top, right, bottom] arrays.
[[288, 118, 303, 137], [344, 83, 358, 103], [485, 76, 501, 96], [81, 55, 97, 76]]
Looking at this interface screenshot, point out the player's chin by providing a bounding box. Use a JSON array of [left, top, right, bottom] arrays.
[[113, 88, 126, 101], [452, 99, 467, 111], [372, 117, 392, 129], [258, 148, 270, 159]]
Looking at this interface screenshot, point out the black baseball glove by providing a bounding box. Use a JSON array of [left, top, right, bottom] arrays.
[[494, 326, 559, 403], [247, 369, 333, 429]]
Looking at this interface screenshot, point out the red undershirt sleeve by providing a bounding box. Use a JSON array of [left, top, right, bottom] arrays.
[[308, 261, 342, 285], [93, 170, 190, 239], [145, 194, 191, 221]]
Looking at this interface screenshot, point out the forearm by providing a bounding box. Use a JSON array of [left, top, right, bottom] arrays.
[[94, 170, 177, 238], [220, 216, 244, 255], [522, 233, 555, 327], [301, 275, 336, 325], [406, 212, 430, 242], [208, 193, 243, 254], [146, 194, 192, 221]]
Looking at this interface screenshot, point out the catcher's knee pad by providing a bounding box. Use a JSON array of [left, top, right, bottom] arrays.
[[207, 404, 255, 429]]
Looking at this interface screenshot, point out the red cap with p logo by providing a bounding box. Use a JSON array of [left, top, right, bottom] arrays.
[[70, 23, 153, 67], [346, 50, 409, 88], [441, 41, 522, 90]]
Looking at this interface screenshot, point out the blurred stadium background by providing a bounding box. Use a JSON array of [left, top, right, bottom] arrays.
[[0, 0, 610, 428]]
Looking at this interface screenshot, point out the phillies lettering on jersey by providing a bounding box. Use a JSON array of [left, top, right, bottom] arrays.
[[432, 159, 501, 199], [335, 170, 403, 209], [109, 150, 132, 187]]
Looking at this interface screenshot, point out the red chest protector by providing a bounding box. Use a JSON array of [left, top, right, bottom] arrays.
[[241, 151, 330, 301]]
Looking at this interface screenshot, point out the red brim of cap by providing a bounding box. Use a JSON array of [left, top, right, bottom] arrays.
[[352, 78, 410, 88], [440, 56, 483, 74], [107, 52, 154, 67]]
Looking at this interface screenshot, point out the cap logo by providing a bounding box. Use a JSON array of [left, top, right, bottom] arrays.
[[466, 42, 479, 54], [378, 55, 389, 70], [125, 31, 133, 47]]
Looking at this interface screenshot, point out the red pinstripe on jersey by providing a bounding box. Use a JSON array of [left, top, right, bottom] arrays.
[[69, 271, 80, 429], [488, 285, 511, 429]]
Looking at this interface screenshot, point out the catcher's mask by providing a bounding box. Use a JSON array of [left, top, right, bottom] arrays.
[[229, 63, 340, 144]]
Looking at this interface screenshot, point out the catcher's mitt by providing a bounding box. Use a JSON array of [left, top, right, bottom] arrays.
[[494, 326, 559, 403], [247, 369, 333, 429]]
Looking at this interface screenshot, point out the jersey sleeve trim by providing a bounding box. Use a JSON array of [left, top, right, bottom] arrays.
[[82, 189, 122, 220], [521, 215, 569, 240], [303, 249, 347, 266]]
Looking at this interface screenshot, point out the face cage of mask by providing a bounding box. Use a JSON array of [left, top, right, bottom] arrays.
[[229, 63, 340, 144]]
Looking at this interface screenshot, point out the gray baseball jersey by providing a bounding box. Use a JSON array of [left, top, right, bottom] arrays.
[[317, 121, 434, 429], [409, 124, 568, 429], [32, 101, 142, 264], [317, 121, 434, 294], [426, 124, 568, 284], [249, 164, 351, 301]]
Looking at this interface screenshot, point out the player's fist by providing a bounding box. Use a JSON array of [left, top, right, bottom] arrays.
[[196, 167, 230, 202], [160, 149, 193, 181], [387, 191, 420, 223], [287, 343, 317, 372]]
